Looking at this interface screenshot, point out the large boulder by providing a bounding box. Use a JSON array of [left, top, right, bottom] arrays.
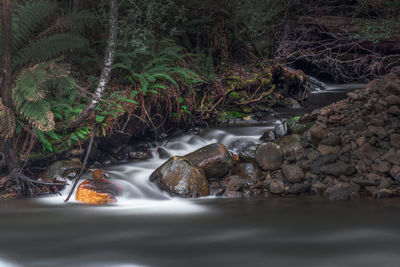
[[255, 142, 283, 171], [185, 143, 234, 179], [149, 156, 210, 197]]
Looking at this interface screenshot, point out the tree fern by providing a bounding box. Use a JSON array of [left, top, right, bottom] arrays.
[[13, 34, 87, 69], [0, 100, 16, 139], [11, 1, 56, 53], [13, 61, 76, 132]]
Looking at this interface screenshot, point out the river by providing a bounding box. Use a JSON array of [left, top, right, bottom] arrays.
[[3, 79, 398, 267]]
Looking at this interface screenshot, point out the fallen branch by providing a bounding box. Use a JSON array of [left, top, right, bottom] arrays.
[[64, 124, 96, 202]]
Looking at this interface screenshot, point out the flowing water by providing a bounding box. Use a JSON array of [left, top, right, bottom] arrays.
[[3, 78, 399, 267]]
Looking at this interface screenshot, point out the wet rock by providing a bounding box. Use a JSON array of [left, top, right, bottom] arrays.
[[379, 178, 393, 189], [311, 154, 338, 174], [320, 161, 356, 177], [239, 144, 259, 162], [365, 173, 383, 182], [269, 179, 285, 194], [260, 131, 276, 142], [385, 95, 400, 105], [291, 122, 313, 135], [345, 119, 366, 132], [352, 178, 377, 187], [376, 189, 396, 199], [209, 180, 224, 196], [389, 165, 400, 182], [325, 183, 360, 200], [287, 183, 308, 194], [45, 160, 82, 182], [133, 141, 153, 151], [311, 181, 326, 196], [224, 190, 243, 198], [299, 160, 313, 172], [228, 139, 256, 154], [377, 75, 400, 96], [389, 105, 400, 115], [371, 161, 392, 173], [347, 92, 360, 100], [185, 143, 234, 179], [310, 126, 327, 145], [282, 97, 302, 109], [320, 135, 341, 146], [368, 126, 387, 139], [282, 165, 304, 183], [277, 135, 304, 160], [354, 143, 378, 161], [149, 156, 210, 197], [225, 176, 246, 191], [328, 114, 344, 124], [255, 142, 283, 171], [129, 150, 151, 160], [318, 144, 340, 156], [274, 121, 288, 138], [157, 147, 171, 159], [365, 186, 378, 197], [391, 134, 400, 148], [235, 162, 260, 181], [339, 154, 351, 164], [383, 149, 400, 165], [307, 150, 321, 161], [75, 170, 121, 205]]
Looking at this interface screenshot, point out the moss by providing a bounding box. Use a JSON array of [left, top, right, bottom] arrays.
[[219, 109, 246, 121], [241, 106, 253, 114]]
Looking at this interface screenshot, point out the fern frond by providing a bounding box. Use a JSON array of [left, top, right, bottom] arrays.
[[12, 1, 56, 52], [37, 10, 96, 39], [34, 111, 55, 132], [13, 34, 87, 68], [13, 61, 76, 128], [14, 63, 50, 103], [18, 100, 51, 121]]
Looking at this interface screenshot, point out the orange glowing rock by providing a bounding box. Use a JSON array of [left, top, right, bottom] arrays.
[[75, 169, 121, 204]]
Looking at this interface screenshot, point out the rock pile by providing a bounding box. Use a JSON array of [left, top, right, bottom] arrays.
[[149, 70, 400, 200]]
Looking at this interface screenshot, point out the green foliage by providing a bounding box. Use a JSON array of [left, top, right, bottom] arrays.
[[352, 19, 400, 44], [114, 39, 204, 96], [0, 1, 94, 152]]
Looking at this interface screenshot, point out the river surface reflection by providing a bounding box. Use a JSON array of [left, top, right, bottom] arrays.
[[1, 198, 400, 267]]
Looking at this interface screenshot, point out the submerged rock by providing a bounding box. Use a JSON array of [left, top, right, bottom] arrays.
[[185, 143, 234, 179], [149, 156, 210, 197]]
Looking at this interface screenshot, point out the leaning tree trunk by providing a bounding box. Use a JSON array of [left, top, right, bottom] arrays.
[[66, 0, 118, 129], [1, 0, 17, 174]]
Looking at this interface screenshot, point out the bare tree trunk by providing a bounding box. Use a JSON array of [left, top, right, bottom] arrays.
[[66, 0, 118, 129], [1, 0, 17, 174]]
